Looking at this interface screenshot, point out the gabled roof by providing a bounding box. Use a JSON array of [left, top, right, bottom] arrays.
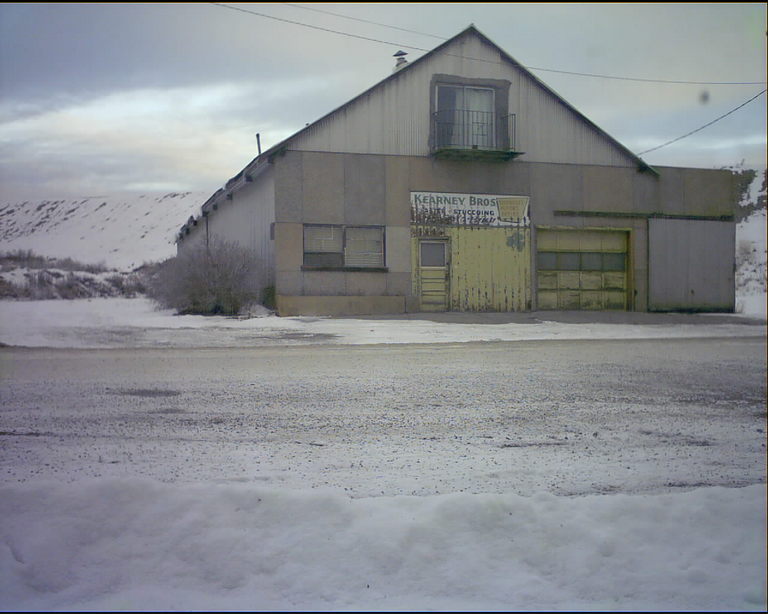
[[221, 24, 655, 199]]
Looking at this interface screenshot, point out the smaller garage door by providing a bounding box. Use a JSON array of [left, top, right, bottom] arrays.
[[536, 229, 629, 310]]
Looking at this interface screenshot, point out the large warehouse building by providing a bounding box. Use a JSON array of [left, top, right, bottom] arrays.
[[177, 26, 738, 316]]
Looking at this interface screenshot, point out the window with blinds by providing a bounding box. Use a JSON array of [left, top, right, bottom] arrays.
[[303, 225, 384, 268], [345, 227, 384, 267], [303, 225, 344, 267]]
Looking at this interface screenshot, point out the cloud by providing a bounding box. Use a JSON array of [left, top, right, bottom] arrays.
[[0, 82, 299, 200], [0, 3, 765, 198]]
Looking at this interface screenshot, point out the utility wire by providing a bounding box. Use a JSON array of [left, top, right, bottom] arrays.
[[210, 3, 765, 158], [271, 2, 766, 86], [210, 3, 417, 50], [635, 89, 766, 156], [282, 2, 446, 40]]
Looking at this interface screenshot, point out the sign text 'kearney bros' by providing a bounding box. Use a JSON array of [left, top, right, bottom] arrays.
[[410, 192, 530, 226]]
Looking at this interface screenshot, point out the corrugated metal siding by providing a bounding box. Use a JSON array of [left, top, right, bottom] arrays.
[[648, 219, 735, 311], [206, 169, 276, 286], [291, 33, 636, 167]]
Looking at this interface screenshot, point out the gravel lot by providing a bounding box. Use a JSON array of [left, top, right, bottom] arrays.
[[1, 336, 765, 497]]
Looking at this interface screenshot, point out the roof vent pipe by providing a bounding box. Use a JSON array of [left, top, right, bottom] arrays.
[[393, 50, 408, 72]]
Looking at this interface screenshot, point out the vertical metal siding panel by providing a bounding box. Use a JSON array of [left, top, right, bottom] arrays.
[[291, 34, 636, 166], [290, 36, 503, 156], [517, 69, 635, 167], [205, 169, 275, 288], [649, 219, 734, 311]]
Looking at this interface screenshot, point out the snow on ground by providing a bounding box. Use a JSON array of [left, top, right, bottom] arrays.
[[0, 297, 765, 349], [738, 292, 767, 320], [1, 479, 764, 612], [0, 299, 766, 611]]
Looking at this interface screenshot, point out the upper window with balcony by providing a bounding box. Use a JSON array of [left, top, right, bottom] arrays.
[[430, 75, 521, 161], [435, 85, 496, 150]]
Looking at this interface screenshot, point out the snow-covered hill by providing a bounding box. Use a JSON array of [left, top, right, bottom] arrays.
[[0, 192, 207, 270]]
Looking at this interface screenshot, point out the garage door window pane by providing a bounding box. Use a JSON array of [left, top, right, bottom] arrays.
[[421, 242, 446, 266], [580, 252, 603, 271], [557, 252, 580, 270], [602, 253, 626, 271], [537, 252, 558, 270]]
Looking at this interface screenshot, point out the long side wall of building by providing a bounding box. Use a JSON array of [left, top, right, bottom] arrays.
[[177, 167, 277, 293], [272, 150, 737, 315]]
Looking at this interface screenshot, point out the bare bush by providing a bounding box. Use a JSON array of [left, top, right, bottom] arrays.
[[0, 250, 110, 274], [146, 241, 263, 315], [55, 272, 90, 299]]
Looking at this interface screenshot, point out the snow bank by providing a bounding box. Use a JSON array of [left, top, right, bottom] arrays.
[[736, 208, 767, 319], [737, 293, 767, 319], [0, 479, 764, 612], [0, 298, 764, 349]]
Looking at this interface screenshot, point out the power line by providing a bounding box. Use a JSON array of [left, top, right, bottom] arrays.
[[210, 2, 765, 158], [282, 2, 445, 40], [521, 67, 765, 86], [210, 2, 418, 50], [635, 89, 766, 156], [271, 2, 766, 86]]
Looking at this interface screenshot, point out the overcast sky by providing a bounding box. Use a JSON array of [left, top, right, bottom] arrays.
[[0, 2, 765, 201]]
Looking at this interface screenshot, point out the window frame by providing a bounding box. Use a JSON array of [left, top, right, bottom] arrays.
[[429, 74, 511, 153], [302, 224, 387, 272], [435, 84, 497, 150]]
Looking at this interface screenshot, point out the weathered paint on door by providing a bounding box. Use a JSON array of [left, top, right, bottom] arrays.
[[448, 226, 531, 311], [417, 240, 449, 311], [412, 227, 531, 312], [536, 229, 629, 310]]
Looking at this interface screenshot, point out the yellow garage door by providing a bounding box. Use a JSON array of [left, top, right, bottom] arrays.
[[536, 229, 629, 311]]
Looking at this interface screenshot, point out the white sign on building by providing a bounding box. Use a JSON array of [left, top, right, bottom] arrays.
[[410, 192, 530, 226]]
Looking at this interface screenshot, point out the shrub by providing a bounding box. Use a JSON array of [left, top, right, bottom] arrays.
[[0, 250, 110, 274], [146, 241, 263, 315], [55, 272, 89, 299], [261, 285, 276, 311], [106, 272, 146, 297]]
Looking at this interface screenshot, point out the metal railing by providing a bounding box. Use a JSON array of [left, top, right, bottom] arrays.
[[432, 110, 516, 151]]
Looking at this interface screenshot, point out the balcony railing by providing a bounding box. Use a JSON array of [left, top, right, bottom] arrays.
[[431, 110, 519, 160], [432, 109, 515, 150]]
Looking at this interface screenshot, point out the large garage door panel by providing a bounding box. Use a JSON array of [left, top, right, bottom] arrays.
[[648, 219, 734, 311]]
